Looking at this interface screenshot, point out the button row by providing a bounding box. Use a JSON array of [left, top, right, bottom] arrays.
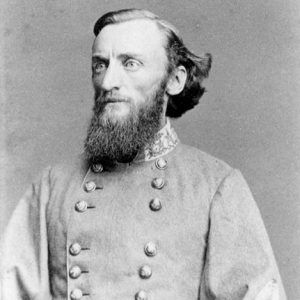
[[134, 159, 166, 299], [86, 162, 102, 193], [135, 242, 157, 299]]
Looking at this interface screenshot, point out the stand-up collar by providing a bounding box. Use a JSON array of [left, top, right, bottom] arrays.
[[134, 118, 179, 162]]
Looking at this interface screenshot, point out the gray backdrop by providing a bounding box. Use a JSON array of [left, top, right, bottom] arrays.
[[1, 0, 299, 299]]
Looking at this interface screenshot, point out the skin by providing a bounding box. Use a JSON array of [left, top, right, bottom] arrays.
[[91, 19, 186, 127]]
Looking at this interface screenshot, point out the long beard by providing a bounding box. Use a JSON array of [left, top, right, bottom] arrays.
[[84, 80, 167, 164]]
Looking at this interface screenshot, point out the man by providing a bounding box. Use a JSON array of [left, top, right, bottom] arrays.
[[0, 8, 286, 300]]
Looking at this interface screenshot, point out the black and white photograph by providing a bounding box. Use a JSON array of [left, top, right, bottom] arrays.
[[0, 1, 299, 299]]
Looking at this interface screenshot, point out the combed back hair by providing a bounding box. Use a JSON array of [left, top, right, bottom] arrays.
[[93, 8, 212, 118]]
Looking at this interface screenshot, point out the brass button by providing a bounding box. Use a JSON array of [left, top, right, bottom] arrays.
[[155, 158, 167, 170], [92, 163, 103, 173], [139, 265, 152, 279], [69, 265, 82, 279], [75, 201, 88, 213], [69, 243, 81, 256], [152, 177, 165, 189], [70, 288, 83, 300], [144, 242, 157, 257], [149, 198, 162, 211], [85, 181, 96, 192], [135, 290, 148, 300]]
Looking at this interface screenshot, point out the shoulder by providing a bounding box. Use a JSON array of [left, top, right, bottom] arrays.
[[47, 153, 89, 187], [170, 142, 234, 186], [175, 143, 231, 168]]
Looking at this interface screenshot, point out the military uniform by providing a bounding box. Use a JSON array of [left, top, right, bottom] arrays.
[[0, 121, 286, 299]]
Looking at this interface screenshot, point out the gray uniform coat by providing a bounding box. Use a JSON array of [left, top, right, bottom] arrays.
[[0, 123, 286, 299]]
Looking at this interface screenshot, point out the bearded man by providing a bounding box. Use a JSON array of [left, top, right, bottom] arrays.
[[0, 8, 286, 300]]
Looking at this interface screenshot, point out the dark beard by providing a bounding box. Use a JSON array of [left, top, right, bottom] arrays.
[[84, 80, 167, 164]]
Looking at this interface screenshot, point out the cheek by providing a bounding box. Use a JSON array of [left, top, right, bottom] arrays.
[[130, 75, 164, 100], [129, 86, 154, 108], [92, 75, 103, 88]]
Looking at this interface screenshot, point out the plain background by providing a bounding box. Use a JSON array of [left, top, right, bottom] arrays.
[[0, 0, 299, 299]]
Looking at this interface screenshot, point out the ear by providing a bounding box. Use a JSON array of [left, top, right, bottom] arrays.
[[166, 65, 187, 96]]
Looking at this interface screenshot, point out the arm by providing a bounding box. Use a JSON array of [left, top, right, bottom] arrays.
[[200, 169, 286, 300], [0, 167, 52, 300]]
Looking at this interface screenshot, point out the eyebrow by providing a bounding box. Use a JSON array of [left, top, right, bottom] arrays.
[[92, 52, 145, 61], [92, 55, 109, 64]]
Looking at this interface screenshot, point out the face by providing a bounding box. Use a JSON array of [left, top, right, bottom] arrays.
[[91, 19, 169, 124]]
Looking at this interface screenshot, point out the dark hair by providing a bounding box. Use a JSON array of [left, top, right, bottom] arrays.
[[93, 8, 212, 118]]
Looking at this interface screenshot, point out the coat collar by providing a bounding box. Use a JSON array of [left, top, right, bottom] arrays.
[[134, 118, 179, 162]]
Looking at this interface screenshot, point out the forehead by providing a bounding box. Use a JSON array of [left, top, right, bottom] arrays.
[[92, 19, 167, 59]]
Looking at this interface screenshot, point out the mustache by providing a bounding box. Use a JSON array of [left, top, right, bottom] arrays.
[[102, 97, 130, 104], [95, 91, 130, 104]]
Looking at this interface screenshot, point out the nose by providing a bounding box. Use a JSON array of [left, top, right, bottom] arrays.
[[100, 62, 123, 92]]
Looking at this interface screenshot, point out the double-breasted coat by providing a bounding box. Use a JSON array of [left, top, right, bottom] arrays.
[[0, 121, 286, 299]]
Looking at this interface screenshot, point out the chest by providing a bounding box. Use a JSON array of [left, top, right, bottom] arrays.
[[47, 159, 212, 299]]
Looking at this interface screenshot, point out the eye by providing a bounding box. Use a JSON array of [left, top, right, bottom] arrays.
[[93, 62, 107, 74], [124, 59, 141, 71]]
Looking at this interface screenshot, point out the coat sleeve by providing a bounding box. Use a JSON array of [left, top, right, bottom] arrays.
[[200, 169, 287, 300], [0, 167, 52, 300]]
